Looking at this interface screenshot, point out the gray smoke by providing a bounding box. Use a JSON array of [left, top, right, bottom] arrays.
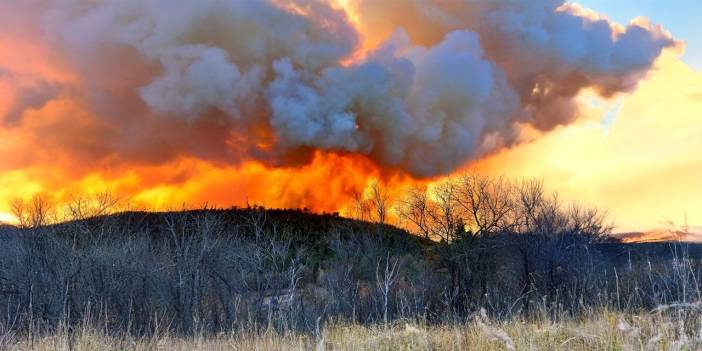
[[0, 0, 676, 176]]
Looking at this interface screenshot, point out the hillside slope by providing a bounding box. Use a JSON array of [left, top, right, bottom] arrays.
[[0, 208, 701, 335]]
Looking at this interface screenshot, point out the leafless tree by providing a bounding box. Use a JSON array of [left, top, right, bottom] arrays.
[[564, 203, 612, 242], [455, 173, 514, 236], [368, 181, 389, 225], [375, 252, 400, 325], [0, 179, 630, 336], [427, 180, 462, 242], [11, 195, 53, 228], [163, 211, 225, 332], [395, 187, 431, 239], [351, 190, 371, 222], [65, 191, 120, 221], [514, 178, 546, 233]]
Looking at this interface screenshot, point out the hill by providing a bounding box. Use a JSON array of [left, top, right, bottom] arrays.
[[0, 208, 701, 337]]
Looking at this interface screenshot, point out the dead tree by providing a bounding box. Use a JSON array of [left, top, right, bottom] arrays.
[[396, 187, 432, 240], [375, 252, 400, 324]]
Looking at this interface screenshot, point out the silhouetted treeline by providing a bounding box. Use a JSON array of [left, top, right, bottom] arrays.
[[1, 175, 701, 337]]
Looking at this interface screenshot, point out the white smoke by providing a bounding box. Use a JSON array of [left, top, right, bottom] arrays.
[[0, 0, 676, 177]]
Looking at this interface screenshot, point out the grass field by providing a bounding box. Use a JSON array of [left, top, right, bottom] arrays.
[[3, 307, 701, 350]]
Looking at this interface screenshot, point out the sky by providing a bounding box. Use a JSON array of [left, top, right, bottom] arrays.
[[474, 50, 702, 231], [575, 0, 702, 70], [0, 0, 700, 234], [477, 1, 702, 231]]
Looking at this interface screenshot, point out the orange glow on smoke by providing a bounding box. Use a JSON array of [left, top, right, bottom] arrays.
[[0, 1, 699, 235], [0, 1, 423, 222]]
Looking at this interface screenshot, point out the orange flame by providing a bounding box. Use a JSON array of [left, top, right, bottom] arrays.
[[0, 1, 432, 221]]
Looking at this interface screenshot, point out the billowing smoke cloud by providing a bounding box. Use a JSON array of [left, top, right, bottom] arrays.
[[0, 0, 676, 178], [0, 69, 60, 125]]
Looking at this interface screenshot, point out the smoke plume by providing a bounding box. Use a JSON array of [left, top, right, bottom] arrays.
[[0, 0, 676, 183]]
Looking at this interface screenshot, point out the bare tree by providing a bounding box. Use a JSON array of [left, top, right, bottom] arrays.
[[368, 181, 389, 225], [163, 211, 224, 332], [11, 195, 53, 228], [396, 187, 431, 239], [564, 203, 612, 242], [375, 252, 400, 325], [65, 191, 120, 221], [427, 180, 462, 242], [396, 181, 462, 242], [455, 173, 514, 236], [514, 178, 546, 233], [351, 181, 388, 225], [351, 189, 371, 222]]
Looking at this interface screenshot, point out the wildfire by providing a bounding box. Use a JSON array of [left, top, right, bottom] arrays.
[[1, 0, 696, 234], [0, 150, 427, 220]]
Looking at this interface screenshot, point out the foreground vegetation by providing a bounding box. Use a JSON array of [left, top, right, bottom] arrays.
[[3, 308, 702, 350], [1, 173, 701, 349]]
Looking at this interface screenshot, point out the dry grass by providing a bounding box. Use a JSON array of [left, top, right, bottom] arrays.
[[3, 309, 702, 351]]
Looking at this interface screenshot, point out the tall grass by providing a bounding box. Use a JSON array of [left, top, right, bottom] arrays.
[[2, 308, 702, 350]]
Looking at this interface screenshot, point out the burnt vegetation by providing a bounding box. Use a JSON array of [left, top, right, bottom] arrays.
[[1, 173, 701, 339]]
